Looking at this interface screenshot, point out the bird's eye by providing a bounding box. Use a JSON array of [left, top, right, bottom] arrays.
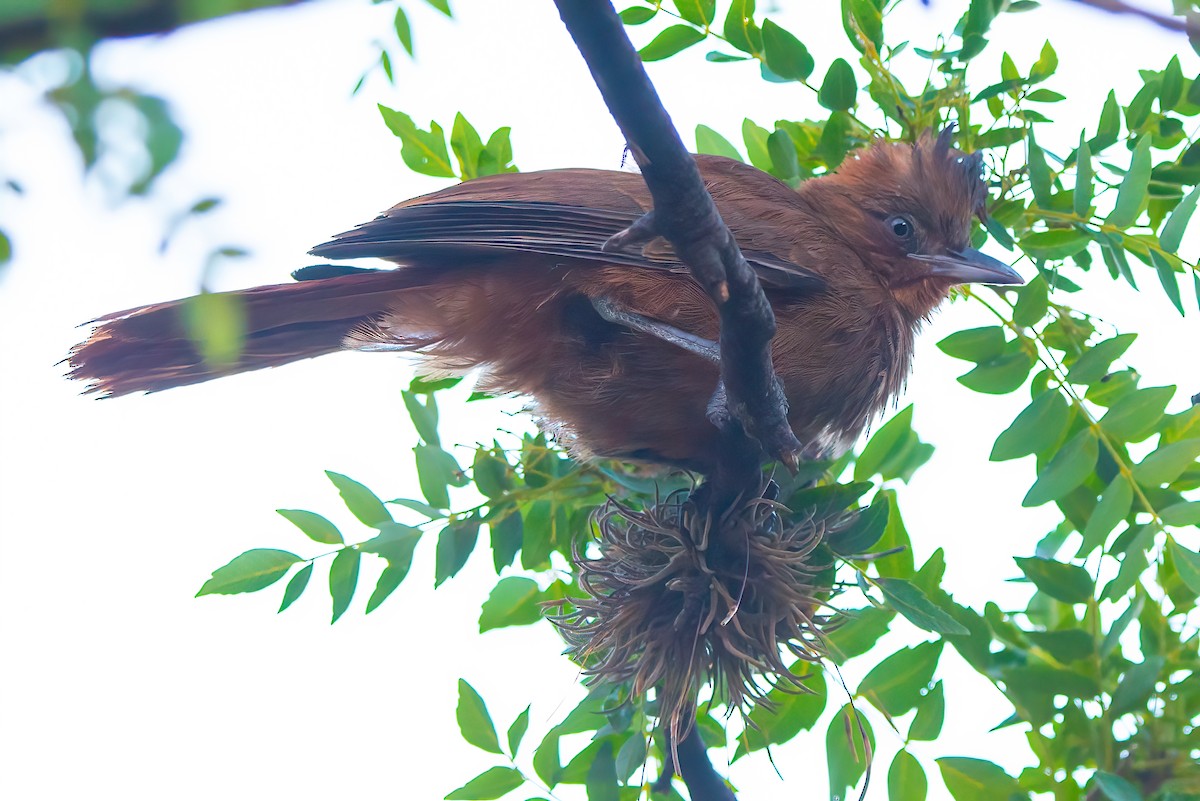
[[889, 216, 913, 239]]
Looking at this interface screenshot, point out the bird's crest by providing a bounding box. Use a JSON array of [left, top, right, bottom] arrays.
[[830, 124, 989, 241]]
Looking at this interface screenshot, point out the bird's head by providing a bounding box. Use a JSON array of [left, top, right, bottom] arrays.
[[815, 127, 1023, 317]]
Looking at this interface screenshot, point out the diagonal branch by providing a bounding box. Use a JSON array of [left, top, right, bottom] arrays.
[[552, 0, 802, 502]]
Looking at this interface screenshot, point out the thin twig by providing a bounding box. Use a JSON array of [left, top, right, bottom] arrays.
[[1065, 0, 1200, 36]]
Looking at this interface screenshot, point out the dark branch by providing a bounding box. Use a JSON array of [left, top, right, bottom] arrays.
[[552, 0, 802, 502], [654, 727, 737, 801]]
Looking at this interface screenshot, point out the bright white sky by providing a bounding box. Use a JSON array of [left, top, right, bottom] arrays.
[[0, 1, 1192, 799]]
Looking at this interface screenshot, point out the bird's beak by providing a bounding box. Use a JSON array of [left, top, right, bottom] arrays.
[[910, 249, 1024, 286]]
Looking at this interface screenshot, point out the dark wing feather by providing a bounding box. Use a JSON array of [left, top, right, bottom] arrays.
[[309, 200, 824, 292]]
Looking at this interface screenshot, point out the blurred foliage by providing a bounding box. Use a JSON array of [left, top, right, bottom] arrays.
[[0, 0, 449, 273], [190, 0, 1200, 799]]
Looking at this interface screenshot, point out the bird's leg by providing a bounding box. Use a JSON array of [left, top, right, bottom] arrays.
[[591, 297, 719, 363]]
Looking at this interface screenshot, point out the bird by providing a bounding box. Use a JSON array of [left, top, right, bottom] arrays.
[[68, 129, 1021, 473]]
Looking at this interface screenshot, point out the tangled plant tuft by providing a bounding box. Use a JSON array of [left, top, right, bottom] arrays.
[[551, 484, 847, 741]]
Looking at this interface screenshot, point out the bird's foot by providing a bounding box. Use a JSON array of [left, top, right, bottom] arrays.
[[602, 210, 660, 254]]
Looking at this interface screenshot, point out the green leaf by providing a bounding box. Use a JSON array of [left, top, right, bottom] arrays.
[[1077, 475, 1133, 558], [489, 510, 523, 571], [818, 58, 857, 111], [672, 0, 717, 26], [855, 404, 916, 480], [1066, 334, 1137, 384], [639, 24, 705, 62], [278, 563, 312, 612], [533, 731, 561, 788], [449, 113, 485, 180], [181, 290, 246, 367], [479, 577, 543, 632], [761, 20, 813, 80], [1022, 428, 1098, 507], [456, 679, 502, 754], [1161, 501, 1200, 526], [1027, 131, 1052, 208], [436, 517, 480, 587], [1150, 250, 1184, 315], [361, 522, 421, 563], [326, 471, 393, 527], [1110, 656, 1164, 714], [738, 670, 826, 756], [858, 641, 942, 716], [936, 757, 1027, 801], [473, 449, 512, 499], [619, 6, 657, 24], [1160, 56, 1184, 109], [1029, 40, 1057, 81], [1015, 556, 1094, 603], [826, 704, 874, 800], [366, 563, 407, 613], [328, 547, 360, 623], [1074, 134, 1094, 217], [824, 606, 894, 662], [1160, 184, 1200, 254], [937, 326, 1006, 362], [876, 578, 969, 635], [1020, 229, 1089, 261], [393, 6, 412, 56], [1012, 276, 1049, 327], [957, 347, 1035, 394], [615, 733, 647, 781], [888, 750, 927, 801], [722, 0, 761, 54], [1107, 136, 1153, 228], [444, 766, 524, 800], [827, 495, 889, 555], [386, 497, 445, 518], [874, 491, 915, 578], [1133, 437, 1200, 485], [991, 390, 1071, 461], [1091, 771, 1143, 801], [0, 230, 10, 265], [844, 0, 884, 50], [1092, 91, 1121, 151], [695, 124, 743, 160], [767, 129, 799, 181], [416, 445, 461, 509], [742, 118, 772, 171], [423, 0, 452, 15], [402, 390, 440, 445], [377, 105, 455, 178], [1167, 538, 1200, 594], [277, 509, 343, 545], [1100, 386, 1175, 441], [585, 741, 619, 801], [507, 706, 530, 757], [908, 681, 945, 741], [478, 127, 516, 177], [197, 549, 301, 596], [1024, 628, 1095, 662]]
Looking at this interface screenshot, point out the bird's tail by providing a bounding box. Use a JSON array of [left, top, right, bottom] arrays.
[[67, 270, 419, 397]]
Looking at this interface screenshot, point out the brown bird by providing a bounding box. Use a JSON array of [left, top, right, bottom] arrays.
[[68, 130, 1020, 472]]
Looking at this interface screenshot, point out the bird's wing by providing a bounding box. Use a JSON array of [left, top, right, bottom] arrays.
[[308, 167, 825, 292]]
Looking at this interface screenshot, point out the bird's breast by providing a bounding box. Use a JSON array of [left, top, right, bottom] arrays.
[[771, 296, 915, 456]]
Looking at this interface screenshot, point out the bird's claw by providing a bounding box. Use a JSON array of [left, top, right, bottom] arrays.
[[603, 210, 660, 254]]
